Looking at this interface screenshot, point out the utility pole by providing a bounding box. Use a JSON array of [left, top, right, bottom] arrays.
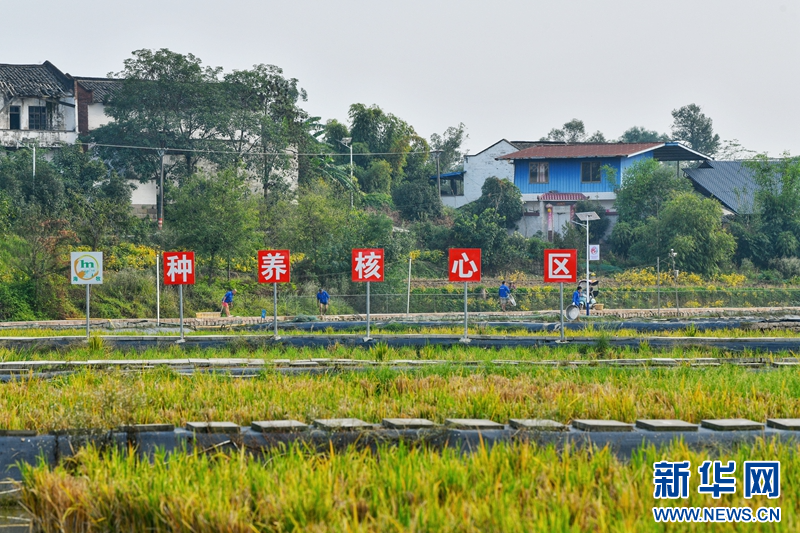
[[432, 150, 443, 198], [339, 138, 354, 208], [157, 149, 165, 230]]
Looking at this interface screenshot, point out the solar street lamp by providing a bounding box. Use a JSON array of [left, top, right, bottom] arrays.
[[575, 211, 600, 316]]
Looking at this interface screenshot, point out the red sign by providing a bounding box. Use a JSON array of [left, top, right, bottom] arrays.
[[448, 248, 481, 282], [163, 251, 195, 285], [544, 249, 577, 283], [257, 250, 290, 283], [351, 248, 384, 282]]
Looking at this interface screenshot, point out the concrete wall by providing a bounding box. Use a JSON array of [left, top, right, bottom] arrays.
[[442, 140, 518, 208], [0, 96, 77, 147]]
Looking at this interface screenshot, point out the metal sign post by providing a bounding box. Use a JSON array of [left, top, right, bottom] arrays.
[[463, 282, 469, 341], [544, 249, 577, 342], [85, 285, 90, 339], [273, 283, 279, 339], [447, 248, 481, 344], [162, 251, 195, 345], [352, 249, 384, 342], [178, 285, 184, 342], [257, 250, 290, 340], [559, 283, 565, 342], [366, 281, 371, 340], [70, 252, 103, 340]]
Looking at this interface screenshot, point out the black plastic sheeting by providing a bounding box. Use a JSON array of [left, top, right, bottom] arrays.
[[0, 427, 796, 481], [245, 318, 789, 333], [2, 334, 800, 353]]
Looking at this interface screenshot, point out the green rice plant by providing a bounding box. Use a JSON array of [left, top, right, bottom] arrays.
[[371, 342, 391, 362], [16, 439, 800, 532]]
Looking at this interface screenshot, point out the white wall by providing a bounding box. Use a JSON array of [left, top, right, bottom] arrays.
[[441, 140, 518, 208], [87, 103, 112, 130]]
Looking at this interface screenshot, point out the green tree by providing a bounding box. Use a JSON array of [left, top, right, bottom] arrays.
[[452, 208, 509, 272], [612, 159, 692, 258], [167, 169, 259, 281], [670, 103, 721, 156], [614, 159, 692, 224], [53, 145, 135, 249], [220, 64, 308, 203], [619, 126, 669, 143], [429, 123, 467, 172], [573, 200, 610, 242], [348, 103, 420, 181], [544, 119, 587, 143], [744, 155, 800, 262], [392, 180, 442, 221], [470, 177, 523, 229], [92, 49, 225, 184], [631, 193, 735, 275], [358, 160, 392, 194]]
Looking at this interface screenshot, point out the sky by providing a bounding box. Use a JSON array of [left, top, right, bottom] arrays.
[[3, 0, 798, 157]]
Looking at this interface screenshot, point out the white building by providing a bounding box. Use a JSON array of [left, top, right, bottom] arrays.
[[437, 139, 538, 208], [0, 62, 78, 148]]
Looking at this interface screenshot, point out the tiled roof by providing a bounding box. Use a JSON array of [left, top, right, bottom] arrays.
[[499, 142, 663, 160], [683, 160, 757, 215], [539, 193, 588, 201], [0, 61, 72, 99], [75, 78, 122, 103]]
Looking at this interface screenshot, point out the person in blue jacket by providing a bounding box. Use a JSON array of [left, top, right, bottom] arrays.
[[499, 281, 511, 311], [572, 286, 582, 307], [316, 288, 330, 316], [221, 288, 237, 317]]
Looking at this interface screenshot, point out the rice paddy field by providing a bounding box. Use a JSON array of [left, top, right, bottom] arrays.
[[1, 332, 799, 531]]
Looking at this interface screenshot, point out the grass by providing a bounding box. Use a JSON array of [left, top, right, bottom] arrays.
[[1, 365, 800, 431], [17, 439, 799, 532], [0, 341, 789, 365]]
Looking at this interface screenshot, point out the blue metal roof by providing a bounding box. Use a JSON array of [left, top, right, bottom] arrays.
[[683, 160, 756, 215], [428, 170, 465, 180]]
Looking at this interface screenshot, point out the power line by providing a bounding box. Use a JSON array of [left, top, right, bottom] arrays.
[[87, 142, 430, 158]]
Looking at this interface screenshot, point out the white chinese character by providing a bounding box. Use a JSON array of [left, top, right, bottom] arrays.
[[166, 254, 193, 283], [451, 252, 478, 278], [261, 253, 287, 281], [355, 251, 382, 280]]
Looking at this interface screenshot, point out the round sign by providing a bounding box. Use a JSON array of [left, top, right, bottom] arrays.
[[73, 254, 100, 281]]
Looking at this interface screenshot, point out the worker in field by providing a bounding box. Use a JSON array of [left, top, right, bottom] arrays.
[[221, 288, 237, 317], [499, 281, 510, 312], [317, 288, 330, 317]]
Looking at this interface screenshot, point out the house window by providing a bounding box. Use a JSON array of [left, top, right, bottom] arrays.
[[440, 176, 464, 196], [9, 106, 21, 130], [581, 161, 602, 183], [28, 106, 48, 130], [529, 162, 549, 184]]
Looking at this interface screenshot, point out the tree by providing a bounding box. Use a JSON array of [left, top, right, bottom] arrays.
[[220, 64, 308, 203], [544, 119, 587, 143], [470, 177, 523, 229], [357, 160, 392, 194], [167, 169, 259, 281], [392, 180, 442, 221], [452, 208, 509, 272], [92, 49, 225, 184], [53, 145, 135, 249], [612, 159, 692, 258], [633, 193, 735, 275], [670, 103, 721, 156], [586, 131, 607, 143], [744, 155, 800, 261], [573, 200, 610, 242], [614, 159, 693, 224], [619, 126, 669, 143], [348, 103, 420, 181], [429, 123, 468, 172]]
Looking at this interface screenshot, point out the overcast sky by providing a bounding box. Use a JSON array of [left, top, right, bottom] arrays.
[[4, 0, 798, 156]]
